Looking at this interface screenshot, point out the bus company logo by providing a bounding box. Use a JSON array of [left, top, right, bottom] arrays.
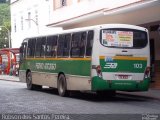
[[104, 63, 118, 69], [105, 57, 113, 62], [36, 63, 56, 70]]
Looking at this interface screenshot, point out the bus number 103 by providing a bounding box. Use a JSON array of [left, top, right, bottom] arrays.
[[134, 64, 143, 69]]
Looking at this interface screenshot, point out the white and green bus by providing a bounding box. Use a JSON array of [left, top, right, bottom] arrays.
[[19, 24, 150, 97]]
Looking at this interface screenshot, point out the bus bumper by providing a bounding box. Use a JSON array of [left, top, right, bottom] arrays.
[[91, 76, 150, 91]]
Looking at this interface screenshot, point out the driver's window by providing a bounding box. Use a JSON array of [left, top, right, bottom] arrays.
[[20, 42, 27, 58], [20, 42, 27, 60]]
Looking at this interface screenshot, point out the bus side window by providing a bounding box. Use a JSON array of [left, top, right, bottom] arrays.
[[23, 43, 27, 58], [27, 39, 36, 57], [20, 42, 27, 60], [71, 33, 81, 57], [35, 37, 46, 57], [46, 36, 57, 57], [63, 34, 71, 57], [57, 35, 65, 57], [79, 32, 87, 57], [40, 37, 46, 57], [22, 42, 27, 57], [86, 30, 94, 56], [35, 38, 40, 57]]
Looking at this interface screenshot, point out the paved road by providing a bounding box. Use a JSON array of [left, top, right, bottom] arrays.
[[0, 80, 160, 119]]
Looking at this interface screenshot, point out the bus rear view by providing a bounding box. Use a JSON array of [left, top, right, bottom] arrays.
[[92, 24, 150, 93]]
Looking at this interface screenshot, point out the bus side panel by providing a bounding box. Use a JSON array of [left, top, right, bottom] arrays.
[[19, 59, 27, 83], [24, 58, 92, 90], [67, 76, 91, 90], [32, 72, 57, 87], [19, 70, 26, 83]]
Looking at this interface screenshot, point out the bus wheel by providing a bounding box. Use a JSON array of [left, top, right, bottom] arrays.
[[26, 72, 42, 90], [57, 74, 69, 97]]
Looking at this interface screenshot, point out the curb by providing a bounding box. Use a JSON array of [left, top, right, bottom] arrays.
[[0, 78, 20, 82]]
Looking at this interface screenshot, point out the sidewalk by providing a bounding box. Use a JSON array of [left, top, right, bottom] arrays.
[[0, 75, 20, 82]]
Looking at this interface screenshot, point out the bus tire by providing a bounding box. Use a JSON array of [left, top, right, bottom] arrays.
[[26, 71, 42, 90], [57, 74, 69, 97]]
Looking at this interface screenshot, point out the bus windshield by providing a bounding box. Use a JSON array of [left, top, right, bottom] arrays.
[[100, 28, 148, 49]]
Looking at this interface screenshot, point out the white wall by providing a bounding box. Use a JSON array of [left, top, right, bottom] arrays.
[[51, 0, 141, 24], [11, 0, 62, 48]]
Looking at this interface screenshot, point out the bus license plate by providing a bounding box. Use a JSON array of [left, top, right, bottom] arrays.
[[116, 75, 132, 80]]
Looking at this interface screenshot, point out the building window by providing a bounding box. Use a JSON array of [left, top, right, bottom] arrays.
[[77, 0, 84, 2], [21, 16, 23, 30], [54, 0, 71, 10], [35, 10, 38, 26], [14, 19, 16, 32], [28, 12, 31, 28], [61, 0, 66, 6], [14, 23, 16, 33]]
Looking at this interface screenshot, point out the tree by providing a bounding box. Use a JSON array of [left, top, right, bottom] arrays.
[[0, 2, 10, 49], [0, 0, 6, 3]]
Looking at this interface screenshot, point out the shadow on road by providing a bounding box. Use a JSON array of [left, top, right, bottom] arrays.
[[30, 87, 155, 102], [69, 92, 151, 102]]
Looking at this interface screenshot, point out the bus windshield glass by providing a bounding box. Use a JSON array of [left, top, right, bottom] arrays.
[[100, 28, 147, 48]]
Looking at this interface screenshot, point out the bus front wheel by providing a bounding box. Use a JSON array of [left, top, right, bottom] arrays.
[[26, 71, 42, 90], [57, 74, 69, 97]]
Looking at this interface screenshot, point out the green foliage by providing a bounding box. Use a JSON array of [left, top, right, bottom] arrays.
[[0, 3, 10, 27], [0, 0, 6, 3], [0, 3, 10, 49]]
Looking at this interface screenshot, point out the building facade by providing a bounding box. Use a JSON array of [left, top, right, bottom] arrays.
[[10, 0, 62, 48], [11, 0, 160, 88]]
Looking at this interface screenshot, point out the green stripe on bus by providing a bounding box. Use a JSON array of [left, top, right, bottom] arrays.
[[20, 59, 91, 76]]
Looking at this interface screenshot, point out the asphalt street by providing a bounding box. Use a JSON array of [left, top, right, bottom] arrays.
[[0, 80, 160, 120]]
